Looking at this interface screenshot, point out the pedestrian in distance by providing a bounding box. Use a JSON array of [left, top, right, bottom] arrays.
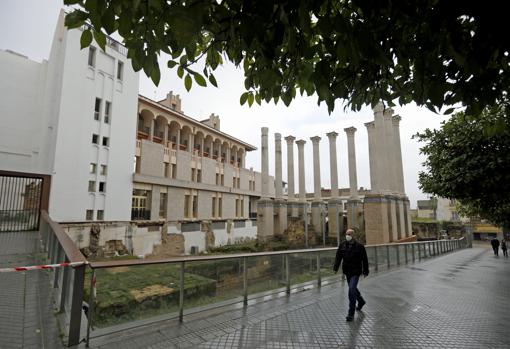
[[333, 228, 369, 322], [501, 239, 508, 258], [490, 237, 500, 256]]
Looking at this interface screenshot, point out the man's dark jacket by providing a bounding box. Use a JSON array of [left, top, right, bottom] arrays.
[[333, 240, 369, 276], [491, 238, 500, 248]]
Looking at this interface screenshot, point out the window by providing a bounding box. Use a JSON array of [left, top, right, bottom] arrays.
[[197, 169, 201, 183], [191, 168, 196, 182], [104, 101, 111, 124], [220, 174, 224, 186], [117, 61, 123, 80], [98, 182, 106, 193], [233, 176, 236, 188], [88, 46, 96, 67], [88, 181, 96, 192], [237, 177, 240, 189], [164, 163, 169, 178], [102, 137, 109, 147], [212, 197, 216, 218], [100, 165, 107, 175], [171, 164, 177, 179], [235, 199, 240, 217], [184, 195, 190, 218], [86, 209, 94, 220], [94, 98, 101, 120], [218, 197, 222, 217], [159, 193, 167, 219], [90, 163, 97, 174], [92, 134, 99, 144], [241, 198, 244, 217], [216, 173, 219, 185], [97, 210, 104, 220], [134, 156, 140, 173], [192, 195, 198, 218]]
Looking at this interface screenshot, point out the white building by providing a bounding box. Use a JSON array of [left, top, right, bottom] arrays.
[[0, 10, 139, 222]]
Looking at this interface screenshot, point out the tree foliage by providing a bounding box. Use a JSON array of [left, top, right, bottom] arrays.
[[64, 0, 510, 114], [415, 103, 510, 226]]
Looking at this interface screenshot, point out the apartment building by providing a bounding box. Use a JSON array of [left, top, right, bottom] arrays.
[[133, 93, 275, 224]]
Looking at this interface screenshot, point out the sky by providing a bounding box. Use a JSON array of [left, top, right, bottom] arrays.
[[0, 1, 450, 208]]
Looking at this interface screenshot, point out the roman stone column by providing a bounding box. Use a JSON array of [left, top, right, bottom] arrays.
[[327, 131, 342, 240], [344, 127, 361, 230], [257, 127, 274, 240], [274, 133, 287, 235], [261, 128, 269, 198], [163, 122, 169, 146], [310, 136, 324, 234], [373, 102, 388, 191], [383, 108, 397, 192], [296, 139, 307, 218], [364, 121, 379, 192], [149, 118, 155, 141], [392, 115, 405, 194], [285, 135, 297, 217]]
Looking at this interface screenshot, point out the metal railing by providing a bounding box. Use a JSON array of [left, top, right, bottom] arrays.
[[39, 211, 87, 347], [84, 237, 467, 346]]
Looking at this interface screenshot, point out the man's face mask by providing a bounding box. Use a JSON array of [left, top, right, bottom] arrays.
[[345, 235, 353, 241]]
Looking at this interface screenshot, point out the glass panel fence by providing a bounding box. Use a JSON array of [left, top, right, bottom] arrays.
[[246, 254, 286, 297], [319, 250, 340, 286], [289, 252, 318, 286]]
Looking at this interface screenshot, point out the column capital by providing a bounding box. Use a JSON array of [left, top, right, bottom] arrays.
[[296, 139, 306, 147], [275, 133, 282, 141], [326, 131, 338, 139], [310, 136, 321, 144], [392, 114, 402, 125], [373, 101, 384, 113], [344, 127, 357, 136], [364, 121, 375, 129], [284, 135, 296, 143], [383, 108, 394, 120]]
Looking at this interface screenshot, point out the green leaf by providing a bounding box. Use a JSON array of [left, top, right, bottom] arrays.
[[443, 107, 455, 115], [167, 60, 178, 68], [194, 73, 207, 87], [177, 66, 184, 78], [255, 94, 261, 105], [208, 74, 218, 87], [80, 30, 93, 49], [65, 10, 88, 29], [93, 30, 106, 51], [102, 7, 116, 34], [247, 93, 254, 107], [240, 92, 249, 105], [151, 67, 161, 86], [184, 74, 192, 91]]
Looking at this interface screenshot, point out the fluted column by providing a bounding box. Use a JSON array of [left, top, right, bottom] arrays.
[[310, 136, 322, 199], [284, 136, 296, 200], [261, 127, 269, 198], [364, 121, 378, 192], [344, 127, 358, 199], [163, 123, 169, 146], [373, 102, 388, 191], [326, 132, 339, 198], [392, 115, 405, 194], [383, 108, 397, 192], [296, 140, 306, 201], [275, 133, 283, 199]]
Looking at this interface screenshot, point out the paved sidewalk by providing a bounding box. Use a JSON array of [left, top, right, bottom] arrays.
[[86, 246, 510, 349], [0, 231, 63, 349]]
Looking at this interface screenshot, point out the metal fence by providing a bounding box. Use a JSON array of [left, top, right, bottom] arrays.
[[84, 237, 467, 346], [40, 211, 87, 347], [0, 175, 42, 232]]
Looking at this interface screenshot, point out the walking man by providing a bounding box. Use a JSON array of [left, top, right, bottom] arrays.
[[333, 229, 369, 321], [490, 237, 500, 256]]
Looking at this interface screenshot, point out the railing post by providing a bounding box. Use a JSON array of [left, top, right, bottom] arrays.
[[53, 244, 64, 288], [316, 252, 321, 288], [412, 243, 415, 262], [67, 265, 85, 346], [86, 269, 95, 347], [59, 258, 70, 313], [418, 243, 422, 260], [404, 244, 408, 264], [386, 245, 390, 269], [285, 254, 290, 294], [396, 245, 400, 266], [179, 261, 184, 322], [243, 257, 248, 306], [374, 246, 378, 272]]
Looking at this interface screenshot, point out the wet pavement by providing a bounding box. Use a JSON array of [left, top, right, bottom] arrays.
[[84, 244, 510, 349]]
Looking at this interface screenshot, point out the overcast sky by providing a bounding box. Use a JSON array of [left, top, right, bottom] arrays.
[[0, 1, 450, 208]]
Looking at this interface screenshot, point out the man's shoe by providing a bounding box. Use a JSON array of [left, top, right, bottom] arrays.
[[356, 300, 366, 311], [346, 314, 354, 321]]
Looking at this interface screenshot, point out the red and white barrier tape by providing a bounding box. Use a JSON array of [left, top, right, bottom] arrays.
[[0, 261, 87, 273]]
